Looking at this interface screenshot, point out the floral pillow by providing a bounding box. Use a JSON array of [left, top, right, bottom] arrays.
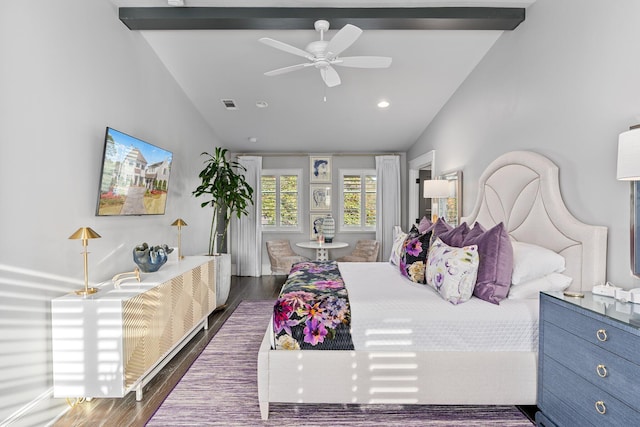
[[399, 230, 431, 284], [426, 238, 480, 304], [389, 230, 408, 266]]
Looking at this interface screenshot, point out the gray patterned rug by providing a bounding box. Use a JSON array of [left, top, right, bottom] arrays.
[[147, 300, 534, 426]]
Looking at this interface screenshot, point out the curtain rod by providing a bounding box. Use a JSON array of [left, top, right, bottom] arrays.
[[235, 152, 402, 157]]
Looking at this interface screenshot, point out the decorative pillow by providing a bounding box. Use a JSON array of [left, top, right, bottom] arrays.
[[508, 273, 573, 299], [462, 222, 513, 305], [430, 217, 453, 239], [399, 230, 432, 284], [417, 216, 433, 234], [511, 241, 566, 285], [389, 230, 408, 266], [436, 222, 470, 247], [426, 238, 480, 304]]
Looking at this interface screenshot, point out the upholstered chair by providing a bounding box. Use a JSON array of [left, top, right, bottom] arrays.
[[336, 239, 380, 262], [265, 240, 310, 275]]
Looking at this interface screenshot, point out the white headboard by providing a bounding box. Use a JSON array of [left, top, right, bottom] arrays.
[[461, 151, 607, 292]]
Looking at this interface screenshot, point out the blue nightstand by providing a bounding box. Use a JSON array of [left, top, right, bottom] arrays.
[[538, 292, 640, 426]]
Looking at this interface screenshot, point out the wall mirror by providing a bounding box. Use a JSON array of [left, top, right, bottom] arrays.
[[436, 170, 462, 227], [631, 182, 640, 276]]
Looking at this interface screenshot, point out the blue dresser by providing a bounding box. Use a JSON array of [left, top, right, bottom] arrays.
[[537, 292, 640, 426]]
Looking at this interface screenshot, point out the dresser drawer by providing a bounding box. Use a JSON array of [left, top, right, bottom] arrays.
[[543, 321, 640, 410], [542, 297, 640, 361], [538, 387, 593, 427], [541, 356, 640, 426]]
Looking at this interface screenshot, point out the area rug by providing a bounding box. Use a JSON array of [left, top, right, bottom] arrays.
[[147, 300, 534, 426]]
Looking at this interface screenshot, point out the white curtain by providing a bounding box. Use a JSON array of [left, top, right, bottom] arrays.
[[375, 155, 401, 262], [234, 156, 262, 276]]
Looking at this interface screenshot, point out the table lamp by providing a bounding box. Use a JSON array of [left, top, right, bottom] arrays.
[[68, 227, 101, 296], [423, 180, 450, 222], [171, 218, 188, 259]]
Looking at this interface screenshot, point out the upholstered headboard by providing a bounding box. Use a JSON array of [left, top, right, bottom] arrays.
[[461, 151, 607, 292]]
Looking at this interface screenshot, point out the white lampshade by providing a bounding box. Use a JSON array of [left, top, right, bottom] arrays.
[[617, 127, 640, 180], [423, 180, 450, 198]]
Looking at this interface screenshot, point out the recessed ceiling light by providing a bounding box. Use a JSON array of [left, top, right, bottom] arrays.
[[256, 101, 269, 108], [377, 100, 390, 109], [248, 137, 258, 143]]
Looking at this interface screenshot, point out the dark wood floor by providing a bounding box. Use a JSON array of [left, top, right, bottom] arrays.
[[53, 274, 537, 426], [53, 274, 286, 427]]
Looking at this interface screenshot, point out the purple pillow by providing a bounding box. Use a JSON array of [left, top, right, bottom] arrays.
[[417, 216, 433, 234], [462, 222, 513, 305], [436, 222, 470, 247], [430, 218, 453, 240]]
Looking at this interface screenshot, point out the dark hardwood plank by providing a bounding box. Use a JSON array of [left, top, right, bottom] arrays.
[[53, 274, 285, 427]]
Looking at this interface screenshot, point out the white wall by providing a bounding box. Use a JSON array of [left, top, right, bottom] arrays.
[[0, 1, 220, 425], [408, 0, 640, 288]]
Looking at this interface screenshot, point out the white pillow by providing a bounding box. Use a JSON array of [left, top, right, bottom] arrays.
[[426, 238, 480, 305], [507, 273, 573, 299], [389, 230, 408, 266], [511, 241, 566, 285]]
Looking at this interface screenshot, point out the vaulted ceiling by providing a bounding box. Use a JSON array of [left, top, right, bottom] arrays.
[[109, 1, 536, 153]]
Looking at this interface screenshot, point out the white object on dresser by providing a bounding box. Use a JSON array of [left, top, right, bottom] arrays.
[[538, 291, 640, 426], [51, 256, 215, 401], [592, 282, 621, 298]]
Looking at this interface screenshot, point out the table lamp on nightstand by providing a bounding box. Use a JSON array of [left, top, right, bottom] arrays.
[[68, 226, 101, 296], [423, 179, 449, 222]]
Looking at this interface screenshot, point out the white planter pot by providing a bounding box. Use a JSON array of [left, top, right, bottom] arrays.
[[213, 253, 231, 308]]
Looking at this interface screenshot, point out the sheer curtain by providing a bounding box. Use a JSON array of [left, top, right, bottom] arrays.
[[234, 156, 262, 276], [375, 155, 401, 262]]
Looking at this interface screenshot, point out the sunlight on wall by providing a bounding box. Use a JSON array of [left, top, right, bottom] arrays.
[[0, 264, 76, 426]]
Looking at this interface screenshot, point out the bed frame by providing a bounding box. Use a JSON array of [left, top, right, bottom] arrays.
[[257, 150, 607, 420]]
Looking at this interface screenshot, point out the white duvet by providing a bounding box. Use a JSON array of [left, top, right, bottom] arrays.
[[339, 262, 539, 352]]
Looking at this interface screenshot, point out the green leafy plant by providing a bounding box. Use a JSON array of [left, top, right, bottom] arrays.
[[193, 147, 254, 256]]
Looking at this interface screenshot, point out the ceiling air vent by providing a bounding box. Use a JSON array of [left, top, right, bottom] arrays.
[[221, 99, 238, 110]]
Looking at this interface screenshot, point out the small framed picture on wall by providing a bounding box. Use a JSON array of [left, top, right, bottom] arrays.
[[310, 213, 325, 240], [310, 184, 331, 211], [310, 156, 331, 183]]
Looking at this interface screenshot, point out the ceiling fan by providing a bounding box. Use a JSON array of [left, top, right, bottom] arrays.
[[259, 20, 392, 88]]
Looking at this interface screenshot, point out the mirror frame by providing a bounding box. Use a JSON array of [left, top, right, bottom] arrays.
[[437, 170, 463, 227], [631, 181, 640, 277]]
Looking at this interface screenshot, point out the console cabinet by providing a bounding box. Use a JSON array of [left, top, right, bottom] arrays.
[[538, 292, 640, 426], [51, 256, 215, 400]]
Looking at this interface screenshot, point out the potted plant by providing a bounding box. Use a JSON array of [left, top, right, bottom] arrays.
[[193, 147, 254, 307], [193, 147, 254, 255]]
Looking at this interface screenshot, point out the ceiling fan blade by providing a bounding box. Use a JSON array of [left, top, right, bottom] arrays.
[[320, 66, 341, 87], [264, 62, 314, 76], [334, 56, 393, 68], [259, 37, 313, 60], [326, 24, 362, 59]]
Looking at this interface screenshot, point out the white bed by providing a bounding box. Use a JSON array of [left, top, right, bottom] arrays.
[[257, 150, 607, 420]]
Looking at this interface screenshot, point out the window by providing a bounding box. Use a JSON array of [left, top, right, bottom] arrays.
[[261, 169, 302, 231], [339, 169, 376, 231]]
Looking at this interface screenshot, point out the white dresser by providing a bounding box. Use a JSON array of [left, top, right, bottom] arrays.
[[51, 256, 215, 401], [537, 291, 640, 426]]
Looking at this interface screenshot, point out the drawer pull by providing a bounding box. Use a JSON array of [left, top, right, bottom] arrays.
[[596, 364, 608, 378], [596, 329, 608, 342], [595, 400, 606, 415]]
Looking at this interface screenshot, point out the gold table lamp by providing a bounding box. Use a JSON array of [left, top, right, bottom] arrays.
[[171, 218, 188, 260], [69, 227, 101, 296]]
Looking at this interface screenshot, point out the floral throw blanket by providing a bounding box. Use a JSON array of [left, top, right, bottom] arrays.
[[272, 261, 354, 350]]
